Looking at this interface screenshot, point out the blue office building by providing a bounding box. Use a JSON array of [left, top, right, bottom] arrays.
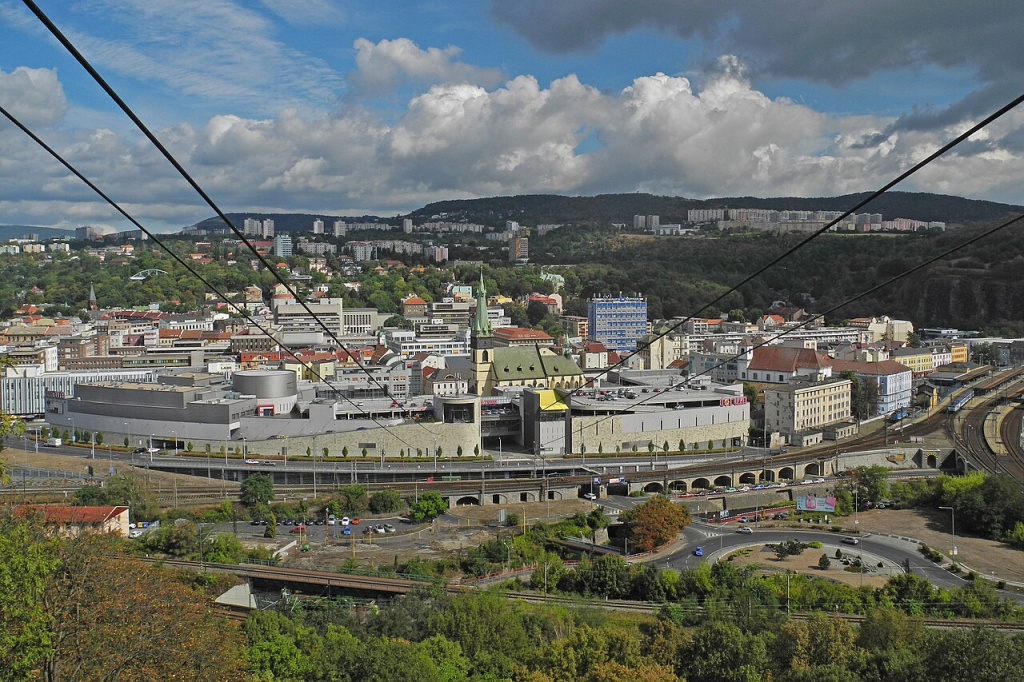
[[587, 295, 648, 352]]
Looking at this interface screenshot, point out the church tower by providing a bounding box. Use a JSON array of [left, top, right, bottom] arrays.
[[470, 272, 494, 395], [88, 283, 98, 312]]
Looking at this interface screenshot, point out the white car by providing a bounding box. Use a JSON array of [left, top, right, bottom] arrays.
[[340, 516, 351, 526], [736, 526, 754, 534], [582, 492, 597, 500], [327, 515, 337, 525], [244, 459, 259, 464]]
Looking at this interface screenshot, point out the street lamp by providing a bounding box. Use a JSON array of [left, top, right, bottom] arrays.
[[171, 430, 178, 456], [502, 540, 511, 574], [68, 416, 76, 443], [433, 438, 437, 469], [242, 436, 247, 457], [498, 437, 502, 465], [938, 506, 957, 560]]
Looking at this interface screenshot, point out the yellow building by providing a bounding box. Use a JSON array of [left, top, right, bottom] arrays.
[[950, 343, 969, 364], [766, 377, 852, 441], [890, 348, 933, 376]]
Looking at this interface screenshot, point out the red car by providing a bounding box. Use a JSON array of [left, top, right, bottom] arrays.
[[351, 517, 361, 525], [289, 524, 307, 533]]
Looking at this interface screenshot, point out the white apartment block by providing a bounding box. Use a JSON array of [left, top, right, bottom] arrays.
[[312, 219, 324, 234]]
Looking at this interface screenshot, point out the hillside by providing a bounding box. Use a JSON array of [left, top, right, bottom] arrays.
[[186, 191, 1023, 233], [189, 213, 392, 234], [411, 191, 1023, 227], [0, 225, 74, 240]]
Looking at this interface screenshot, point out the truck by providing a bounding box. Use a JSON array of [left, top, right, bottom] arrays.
[[45, 437, 62, 447]]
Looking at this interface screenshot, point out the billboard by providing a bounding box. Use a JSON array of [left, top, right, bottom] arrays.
[[797, 494, 836, 512]]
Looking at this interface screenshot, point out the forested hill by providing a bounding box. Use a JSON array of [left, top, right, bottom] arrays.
[[411, 191, 1023, 227], [0, 225, 73, 240], [186, 192, 1023, 233], [189, 213, 392, 233]]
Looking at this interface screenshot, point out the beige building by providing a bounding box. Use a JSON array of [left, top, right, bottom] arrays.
[[766, 377, 852, 442], [638, 331, 690, 370]]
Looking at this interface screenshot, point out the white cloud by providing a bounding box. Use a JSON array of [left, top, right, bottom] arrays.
[[258, 0, 345, 26], [0, 66, 67, 126], [2, 56, 1022, 233], [37, 0, 344, 115], [348, 38, 504, 97]]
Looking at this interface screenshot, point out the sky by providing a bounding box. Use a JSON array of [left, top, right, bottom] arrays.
[[1, 0, 1023, 232]]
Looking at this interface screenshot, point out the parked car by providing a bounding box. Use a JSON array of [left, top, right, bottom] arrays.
[[342, 526, 352, 535], [382, 524, 396, 533], [351, 517, 361, 525], [289, 525, 307, 533], [327, 515, 337, 526], [340, 516, 351, 525]]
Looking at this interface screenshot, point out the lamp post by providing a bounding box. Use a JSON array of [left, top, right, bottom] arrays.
[[502, 540, 511, 574], [171, 430, 178, 456], [498, 437, 502, 465], [90, 431, 95, 459], [242, 436, 247, 458], [939, 506, 957, 560], [69, 416, 76, 443], [433, 438, 437, 470], [149, 434, 154, 464]]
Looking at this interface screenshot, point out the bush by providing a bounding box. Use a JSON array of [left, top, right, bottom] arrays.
[[368, 489, 404, 514], [506, 513, 521, 528], [807, 541, 823, 548], [818, 554, 831, 570]]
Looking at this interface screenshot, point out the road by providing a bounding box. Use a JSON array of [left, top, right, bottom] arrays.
[[657, 522, 1021, 599]]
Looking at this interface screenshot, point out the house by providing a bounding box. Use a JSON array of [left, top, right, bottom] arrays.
[[493, 327, 555, 348], [15, 505, 131, 537], [738, 346, 832, 384]]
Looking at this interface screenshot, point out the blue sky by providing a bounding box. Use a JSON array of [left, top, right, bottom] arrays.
[[1, 0, 1022, 231]]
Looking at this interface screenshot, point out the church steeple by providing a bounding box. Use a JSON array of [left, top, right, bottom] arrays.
[[471, 272, 492, 338], [88, 283, 98, 312], [470, 272, 494, 395]]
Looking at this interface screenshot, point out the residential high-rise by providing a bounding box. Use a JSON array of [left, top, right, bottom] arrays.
[[333, 220, 347, 237], [243, 218, 261, 236], [403, 218, 413, 233], [274, 234, 293, 257], [312, 219, 324, 234], [509, 236, 529, 262], [587, 295, 648, 352], [261, 219, 275, 238]]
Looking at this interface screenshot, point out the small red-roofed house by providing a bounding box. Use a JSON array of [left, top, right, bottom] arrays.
[[15, 505, 131, 537]]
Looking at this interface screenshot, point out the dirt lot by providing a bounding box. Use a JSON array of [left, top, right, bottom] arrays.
[[848, 507, 1024, 582], [2, 447, 239, 489], [284, 498, 599, 569]]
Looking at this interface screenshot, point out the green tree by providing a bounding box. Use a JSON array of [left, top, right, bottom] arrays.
[[240, 473, 274, 511], [818, 553, 831, 570], [0, 512, 59, 678], [408, 491, 448, 521], [369, 489, 405, 514]]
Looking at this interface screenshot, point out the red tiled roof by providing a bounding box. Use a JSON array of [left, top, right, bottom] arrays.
[[747, 346, 828, 373], [827, 359, 912, 375], [16, 505, 128, 524], [494, 327, 552, 341], [403, 296, 427, 305]]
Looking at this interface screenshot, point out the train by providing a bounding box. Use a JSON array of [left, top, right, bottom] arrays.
[[947, 388, 975, 413], [888, 409, 909, 423]]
